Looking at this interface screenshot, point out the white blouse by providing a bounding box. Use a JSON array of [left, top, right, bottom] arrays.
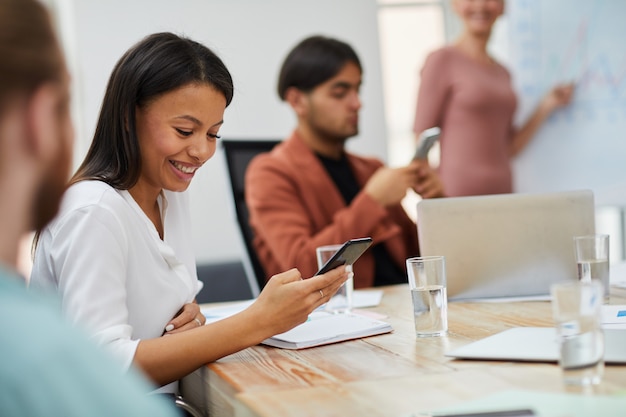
[[30, 180, 202, 393]]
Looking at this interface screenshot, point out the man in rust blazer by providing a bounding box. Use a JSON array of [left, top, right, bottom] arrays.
[[245, 36, 443, 288]]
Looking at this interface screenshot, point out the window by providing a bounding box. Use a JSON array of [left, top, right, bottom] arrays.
[[377, 0, 448, 218], [377, 0, 448, 168]]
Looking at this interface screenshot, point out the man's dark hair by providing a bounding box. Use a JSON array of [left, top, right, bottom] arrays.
[[277, 35, 362, 100]]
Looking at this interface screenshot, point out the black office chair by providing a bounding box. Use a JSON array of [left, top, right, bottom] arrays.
[[195, 261, 253, 303], [221, 139, 280, 293]]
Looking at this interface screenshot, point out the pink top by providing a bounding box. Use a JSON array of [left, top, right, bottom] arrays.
[[413, 46, 517, 197]]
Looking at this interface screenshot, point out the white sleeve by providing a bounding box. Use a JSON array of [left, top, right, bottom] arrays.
[[48, 204, 139, 370]]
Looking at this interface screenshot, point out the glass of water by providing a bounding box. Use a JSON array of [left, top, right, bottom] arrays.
[[316, 244, 353, 314], [406, 256, 447, 337], [574, 234, 610, 303], [551, 280, 604, 386]]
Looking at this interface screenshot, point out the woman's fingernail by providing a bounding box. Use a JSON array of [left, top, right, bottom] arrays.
[[345, 265, 353, 273], [165, 324, 174, 332]]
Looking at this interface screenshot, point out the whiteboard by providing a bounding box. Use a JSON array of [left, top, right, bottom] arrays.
[[505, 0, 626, 205]]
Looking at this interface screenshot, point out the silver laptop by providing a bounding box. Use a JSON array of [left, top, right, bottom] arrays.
[[416, 190, 595, 300]]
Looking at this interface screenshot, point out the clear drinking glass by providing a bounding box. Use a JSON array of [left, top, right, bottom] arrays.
[[574, 234, 610, 303], [551, 280, 604, 386], [316, 244, 353, 314], [406, 256, 448, 337]]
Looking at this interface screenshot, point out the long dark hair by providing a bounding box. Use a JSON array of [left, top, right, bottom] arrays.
[[72, 32, 234, 189]]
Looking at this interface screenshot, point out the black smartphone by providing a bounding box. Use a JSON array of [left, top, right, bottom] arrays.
[[413, 126, 441, 160], [314, 237, 373, 275]]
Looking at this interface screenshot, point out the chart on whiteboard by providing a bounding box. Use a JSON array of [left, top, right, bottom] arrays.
[[507, 0, 626, 196]]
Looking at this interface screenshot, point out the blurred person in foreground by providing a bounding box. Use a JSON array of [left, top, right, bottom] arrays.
[[0, 0, 178, 415]]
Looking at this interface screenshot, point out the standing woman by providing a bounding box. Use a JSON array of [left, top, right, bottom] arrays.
[[413, 0, 574, 197], [30, 32, 349, 396]]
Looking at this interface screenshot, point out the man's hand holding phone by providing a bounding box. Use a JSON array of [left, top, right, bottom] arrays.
[[413, 127, 440, 161]]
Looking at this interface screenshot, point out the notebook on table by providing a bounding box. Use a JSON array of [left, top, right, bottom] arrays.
[[202, 302, 392, 350], [261, 312, 392, 350], [416, 190, 595, 301]]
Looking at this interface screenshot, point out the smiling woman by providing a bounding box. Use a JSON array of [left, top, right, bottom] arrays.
[[29, 32, 350, 401], [135, 84, 225, 189], [132, 83, 226, 238]]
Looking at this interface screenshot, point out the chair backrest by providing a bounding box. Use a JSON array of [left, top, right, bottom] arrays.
[[221, 139, 281, 292]]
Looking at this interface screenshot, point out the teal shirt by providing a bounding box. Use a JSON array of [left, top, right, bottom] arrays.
[[0, 265, 179, 417]]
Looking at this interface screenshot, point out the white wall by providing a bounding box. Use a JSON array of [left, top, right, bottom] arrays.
[[64, 0, 386, 264]]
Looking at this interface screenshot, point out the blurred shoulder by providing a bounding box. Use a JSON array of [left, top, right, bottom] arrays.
[[0, 273, 175, 417], [423, 45, 459, 68]]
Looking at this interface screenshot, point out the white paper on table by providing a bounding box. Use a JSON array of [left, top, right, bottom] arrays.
[[610, 261, 626, 288], [200, 289, 385, 325], [601, 305, 626, 329], [352, 289, 383, 308], [201, 300, 253, 324]]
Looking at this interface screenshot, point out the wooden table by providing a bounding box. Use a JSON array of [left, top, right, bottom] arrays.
[[182, 285, 626, 417]]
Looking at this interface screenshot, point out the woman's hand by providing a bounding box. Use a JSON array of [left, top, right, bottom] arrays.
[[540, 82, 575, 114], [511, 82, 576, 157], [248, 266, 351, 336], [163, 301, 206, 334]]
